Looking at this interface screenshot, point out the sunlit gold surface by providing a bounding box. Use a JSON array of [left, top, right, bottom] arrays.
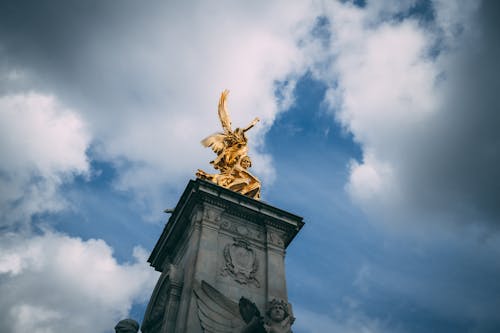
[[196, 90, 261, 199]]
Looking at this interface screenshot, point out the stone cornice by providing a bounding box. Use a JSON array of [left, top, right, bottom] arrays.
[[148, 179, 304, 272]]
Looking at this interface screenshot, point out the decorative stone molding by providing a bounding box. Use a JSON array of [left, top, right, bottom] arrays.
[[267, 230, 285, 248], [202, 205, 223, 223], [220, 238, 260, 287], [220, 220, 265, 242]]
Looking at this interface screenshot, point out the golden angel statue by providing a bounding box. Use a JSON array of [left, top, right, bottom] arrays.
[[196, 90, 261, 199]]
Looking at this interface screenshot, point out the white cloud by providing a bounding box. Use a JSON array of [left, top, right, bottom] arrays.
[[0, 93, 90, 227], [311, 0, 499, 229], [317, 2, 439, 225], [50, 0, 320, 202], [346, 154, 399, 207], [0, 230, 158, 333], [0, 2, 326, 221], [0, 92, 157, 333]]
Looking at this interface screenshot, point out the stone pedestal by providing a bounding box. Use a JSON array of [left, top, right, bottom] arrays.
[[142, 179, 304, 333]]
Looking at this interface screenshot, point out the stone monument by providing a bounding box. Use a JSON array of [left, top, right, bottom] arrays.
[[141, 91, 304, 332]]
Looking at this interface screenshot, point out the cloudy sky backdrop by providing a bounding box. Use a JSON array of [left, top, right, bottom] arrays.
[[1, 0, 499, 332]]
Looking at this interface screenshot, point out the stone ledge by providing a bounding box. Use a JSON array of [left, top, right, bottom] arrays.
[[148, 179, 304, 272]]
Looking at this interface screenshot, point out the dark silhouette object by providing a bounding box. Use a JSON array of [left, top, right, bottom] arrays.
[[239, 297, 266, 333], [114, 318, 139, 333]]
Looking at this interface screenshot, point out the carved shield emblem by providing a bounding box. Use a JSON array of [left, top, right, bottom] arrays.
[[221, 238, 260, 287]]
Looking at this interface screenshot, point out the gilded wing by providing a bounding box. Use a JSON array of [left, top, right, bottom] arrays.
[[218, 90, 232, 133], [193, 280, 245, 333], [201, 132, 226, 154]]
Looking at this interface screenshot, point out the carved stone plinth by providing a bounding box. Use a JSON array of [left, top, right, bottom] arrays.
[[142, 179, 304, 333]]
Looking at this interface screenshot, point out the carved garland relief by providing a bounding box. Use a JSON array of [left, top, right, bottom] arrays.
[[220, 219, 264, 242]]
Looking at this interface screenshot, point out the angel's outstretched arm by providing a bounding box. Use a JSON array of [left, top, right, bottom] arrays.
[[243, 117, 260, 132]]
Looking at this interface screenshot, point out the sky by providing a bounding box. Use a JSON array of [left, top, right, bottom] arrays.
[[0, 0, 499, 332]]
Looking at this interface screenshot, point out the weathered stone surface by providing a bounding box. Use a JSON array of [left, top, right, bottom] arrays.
[[142, 179, 304, 333]]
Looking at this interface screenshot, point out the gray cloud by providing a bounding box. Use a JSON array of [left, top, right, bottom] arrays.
[[314, 0, 500, 230], [399, 0, 500, 227]]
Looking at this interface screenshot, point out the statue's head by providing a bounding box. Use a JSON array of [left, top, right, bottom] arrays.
[[114, 318, 139, 333], [266, 299, 289, 322], [240, 156, 252, 169]]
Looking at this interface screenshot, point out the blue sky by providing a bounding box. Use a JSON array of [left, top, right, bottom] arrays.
[[1, 1, 499, 332]]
